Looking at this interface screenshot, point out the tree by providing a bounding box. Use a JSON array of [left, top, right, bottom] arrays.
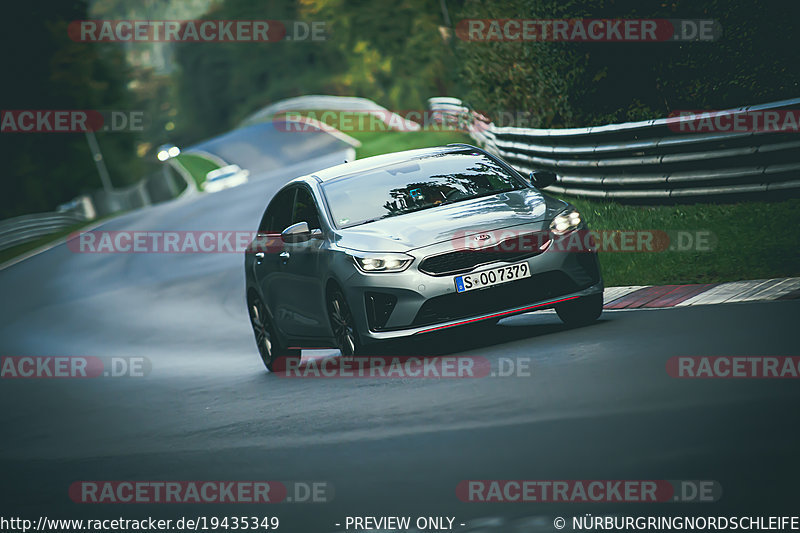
[[454, 0, 800, 127], [0, 0, 145, 218]]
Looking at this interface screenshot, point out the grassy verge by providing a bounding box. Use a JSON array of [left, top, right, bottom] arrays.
[[561, 197, 800, 287], [174, 153, 221, 189], [0, 218, 109, 267], [349, 130, 472, 159]]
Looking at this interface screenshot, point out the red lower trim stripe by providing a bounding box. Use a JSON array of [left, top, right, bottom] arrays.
[[417, 296, 580, 334]]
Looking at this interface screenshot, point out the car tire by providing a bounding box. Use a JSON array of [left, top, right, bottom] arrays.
[[326, 287, 364, 357], [248, 296, 301, 372], [555, 293, 603, 327]]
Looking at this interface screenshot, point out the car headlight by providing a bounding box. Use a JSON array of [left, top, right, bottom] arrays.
[[348, 251, 414, 273], [550, 208, 582, 236]]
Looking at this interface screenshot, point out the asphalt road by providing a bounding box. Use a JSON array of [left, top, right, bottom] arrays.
[[1, 126, 799, 532], [188, 121, 355, 176]]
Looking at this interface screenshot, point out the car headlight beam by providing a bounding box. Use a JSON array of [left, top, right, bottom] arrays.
[[349, 251, 414, 273], [550, 208, 582, 236]]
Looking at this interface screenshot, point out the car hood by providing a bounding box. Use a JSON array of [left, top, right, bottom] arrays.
[[334, 188, 560, 253]]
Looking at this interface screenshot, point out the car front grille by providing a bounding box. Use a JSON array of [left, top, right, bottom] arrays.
[[418, 232, 550, 276], [411, 271, 589, 328]]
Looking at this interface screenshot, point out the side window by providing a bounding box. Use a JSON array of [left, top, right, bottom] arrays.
[[292, 188, 321, 230], [258, 187, 295, 233]]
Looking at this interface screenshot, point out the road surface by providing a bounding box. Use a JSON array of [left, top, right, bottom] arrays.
[[2, 124, 799, 532]]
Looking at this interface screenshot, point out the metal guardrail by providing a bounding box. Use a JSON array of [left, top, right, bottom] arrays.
[[0, 211, 87, 252], [88, 164, 194, 218], [0, 160, 194, 253], [429, 96, 800, 199]]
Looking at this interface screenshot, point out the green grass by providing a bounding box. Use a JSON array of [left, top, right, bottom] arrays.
[[350, 130, 472, 159], [174, 153, 221, 189], [0, 218, 107, 267], [563, 197, 800, 286]]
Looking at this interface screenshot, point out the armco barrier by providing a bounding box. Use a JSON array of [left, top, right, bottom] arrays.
[[0, 211, 86, 252], [0, 161, 193, 252], [89, 162, 194, 218], [429, 96, 800, 199]]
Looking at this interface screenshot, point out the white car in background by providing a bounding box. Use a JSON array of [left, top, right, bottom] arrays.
[[203, 164, 250, 193]]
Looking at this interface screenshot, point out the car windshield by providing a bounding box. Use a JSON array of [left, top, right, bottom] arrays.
[[321, 152, 524, 228]]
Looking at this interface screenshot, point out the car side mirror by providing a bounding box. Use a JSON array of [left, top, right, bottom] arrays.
[[281, 221, 322, 243], [529, 170, 557, 188]]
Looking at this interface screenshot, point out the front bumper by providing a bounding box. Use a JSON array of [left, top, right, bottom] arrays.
[[366, 282, 602, 340], [336, 239, 603, 344]]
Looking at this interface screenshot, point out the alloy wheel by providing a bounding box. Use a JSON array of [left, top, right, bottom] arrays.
[[328, 290, 358, 356]]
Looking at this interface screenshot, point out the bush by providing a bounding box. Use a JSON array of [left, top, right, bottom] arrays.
[[454, 0, 800, 127]]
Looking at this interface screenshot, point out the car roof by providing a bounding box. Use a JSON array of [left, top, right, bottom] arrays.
[[310, 144, 480, 183]]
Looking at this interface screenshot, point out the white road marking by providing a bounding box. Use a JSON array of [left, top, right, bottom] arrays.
[[727, 277, 800, 302], [675, 279, 770, 306]]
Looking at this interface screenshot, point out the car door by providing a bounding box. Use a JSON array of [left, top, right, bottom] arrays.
[[252, 186, 295, 335], [277, 186, 329, 338]]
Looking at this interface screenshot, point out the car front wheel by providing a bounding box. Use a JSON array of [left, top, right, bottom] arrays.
[[327, 287, 363, 357], [249, 296, 300, 372], [555, 293, 603, 327]]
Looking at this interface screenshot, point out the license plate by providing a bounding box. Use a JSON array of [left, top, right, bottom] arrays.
[[454, 261, 531, 293]]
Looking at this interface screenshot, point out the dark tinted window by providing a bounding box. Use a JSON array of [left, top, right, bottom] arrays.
[[258, 187, 295, 233], [320, 152, 523, 228]]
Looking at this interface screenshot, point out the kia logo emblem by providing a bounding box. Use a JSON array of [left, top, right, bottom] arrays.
[[474, 234, 491, 241]]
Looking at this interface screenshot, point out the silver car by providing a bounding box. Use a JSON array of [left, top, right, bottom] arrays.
[[245, 144, 603, 371]]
